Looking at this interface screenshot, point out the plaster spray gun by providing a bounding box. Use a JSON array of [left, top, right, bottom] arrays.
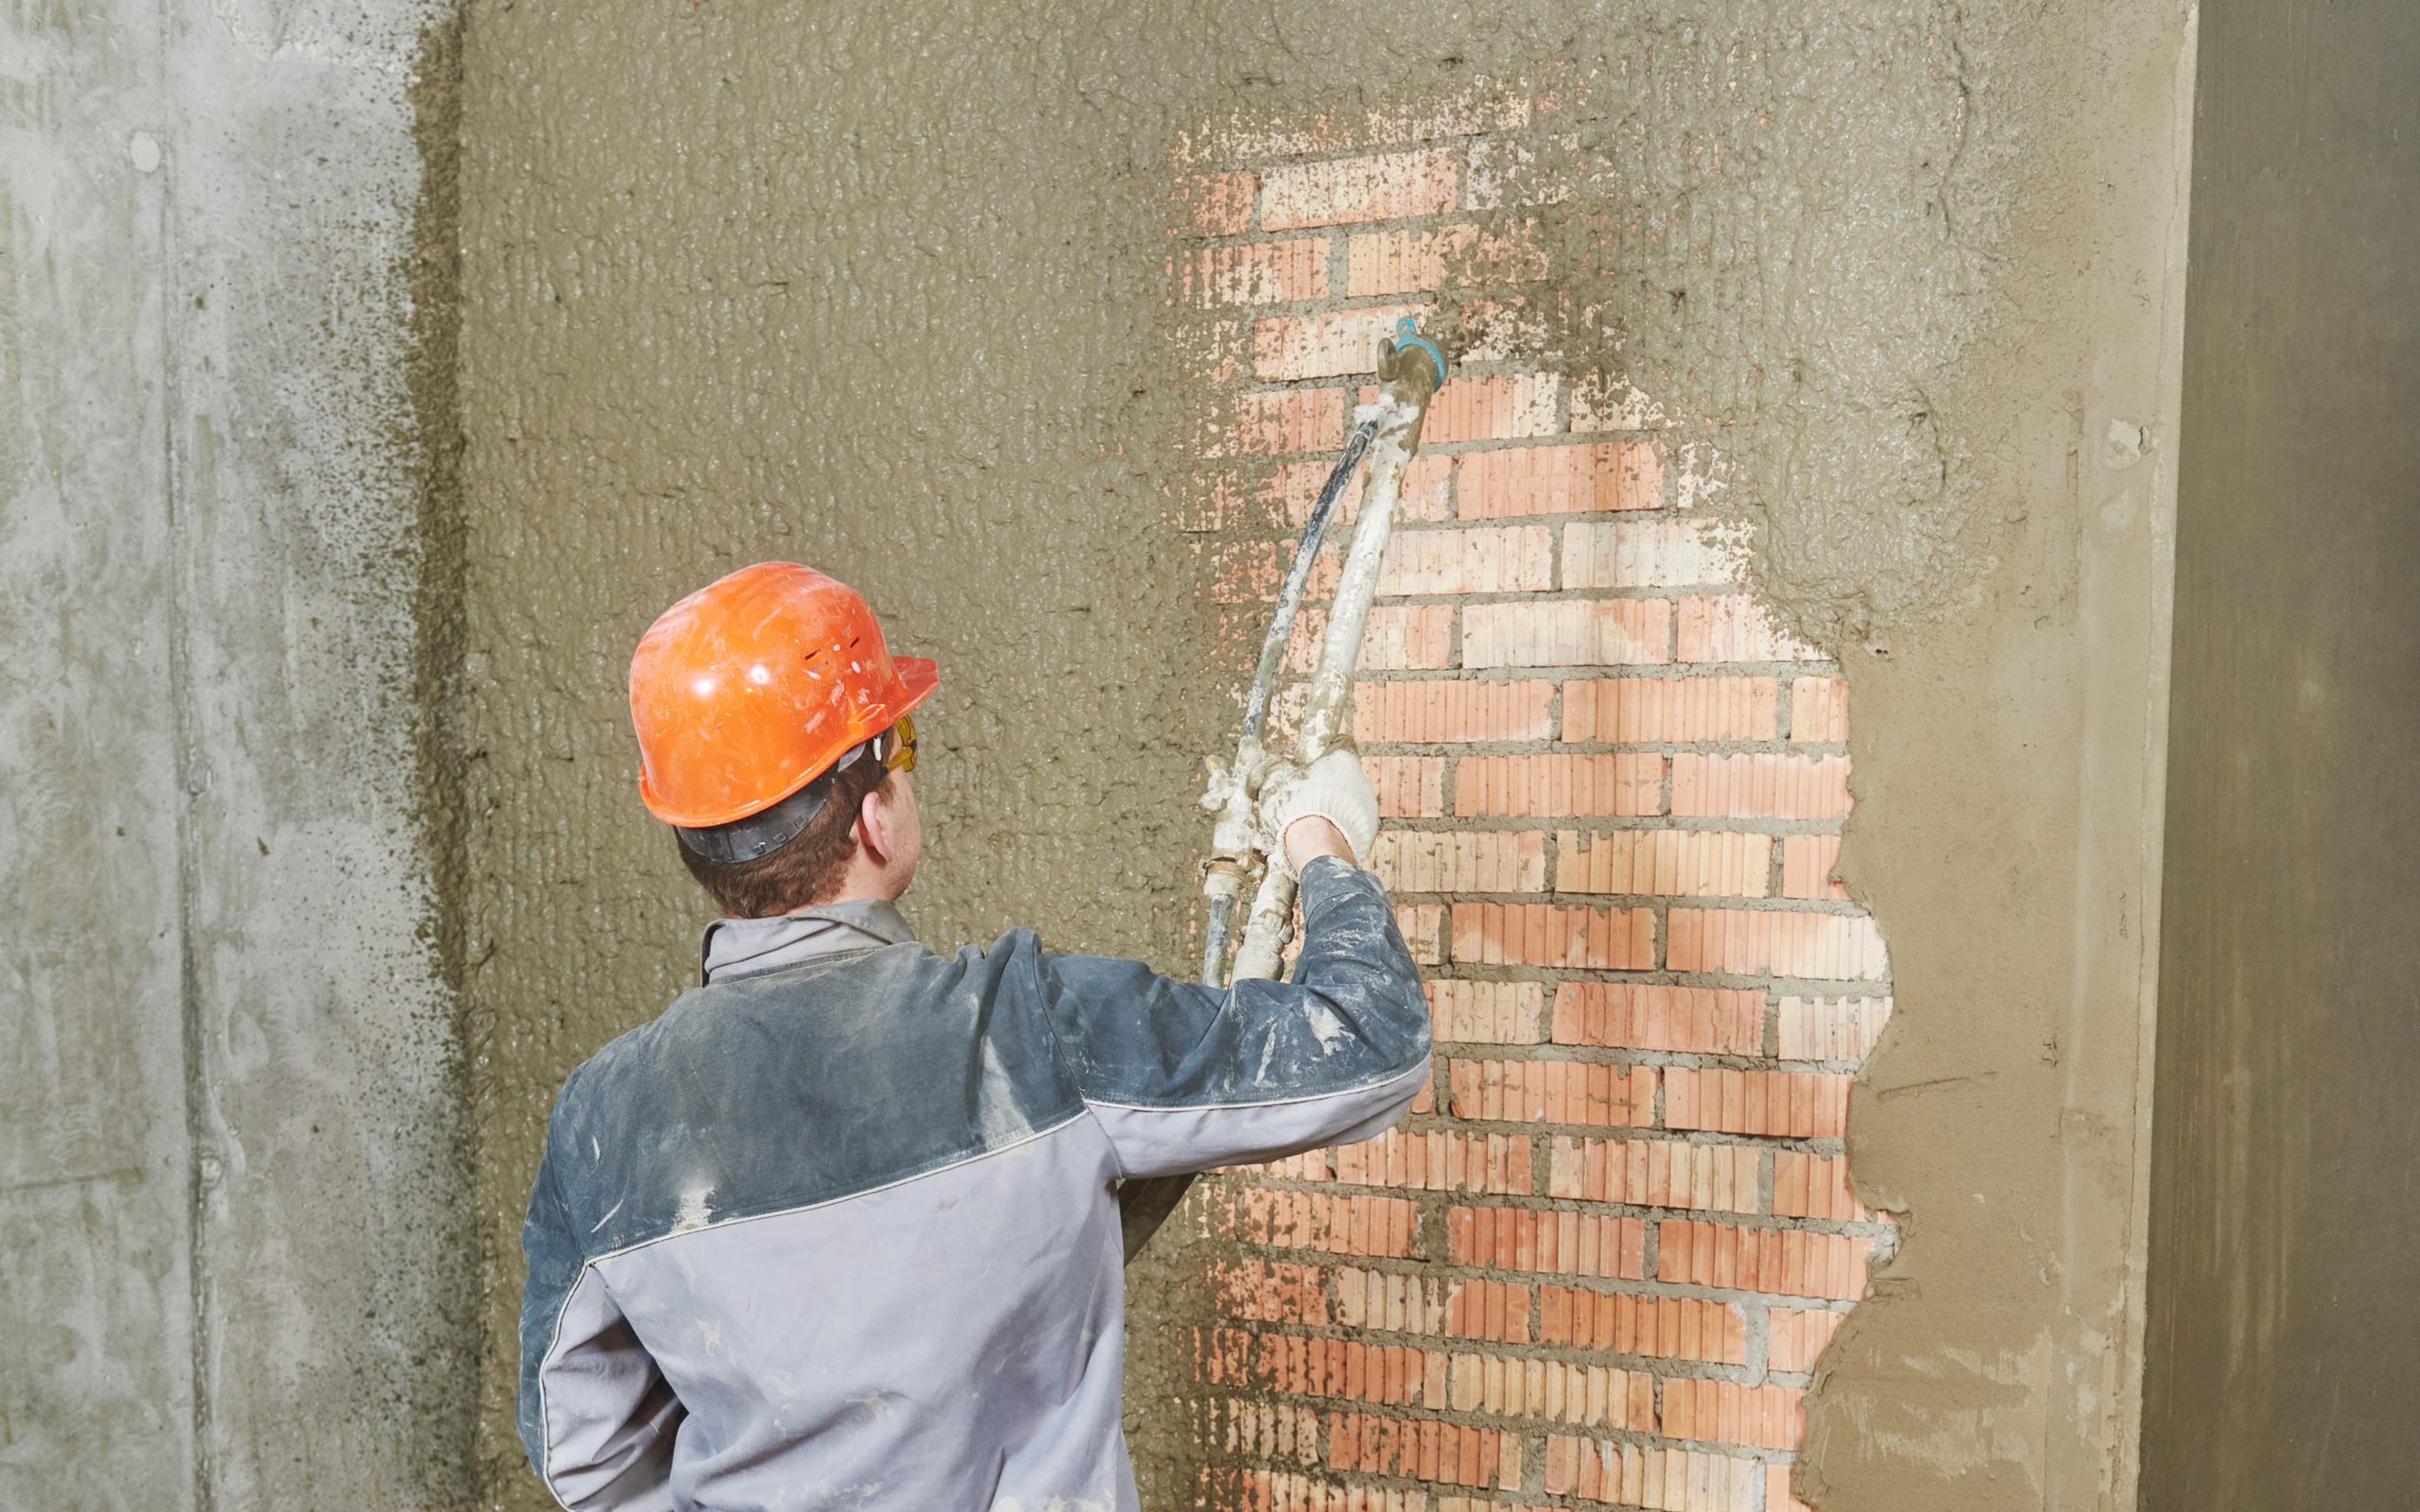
[[1121, 317, 1450, 1262]]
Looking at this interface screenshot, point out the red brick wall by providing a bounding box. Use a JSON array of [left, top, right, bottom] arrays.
[[1158, 79, 1893, 1512]]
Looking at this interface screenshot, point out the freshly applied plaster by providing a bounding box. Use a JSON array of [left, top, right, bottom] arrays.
[[454, 3, 2190, 1508]]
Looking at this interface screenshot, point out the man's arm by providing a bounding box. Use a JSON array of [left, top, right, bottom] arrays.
[[1036, 852, 1433, 1181]]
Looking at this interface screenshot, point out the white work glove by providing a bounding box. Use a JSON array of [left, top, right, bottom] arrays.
[[1262, 749, 1381, 878]]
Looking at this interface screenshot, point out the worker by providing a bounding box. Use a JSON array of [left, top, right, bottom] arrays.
[[516, 561, 1431, 1510]]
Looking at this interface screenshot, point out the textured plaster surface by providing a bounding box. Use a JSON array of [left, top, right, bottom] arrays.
[[0, 0, 474, 1504], [2139, 2, 2420, 1504], [456, 3, 2190, 1508]]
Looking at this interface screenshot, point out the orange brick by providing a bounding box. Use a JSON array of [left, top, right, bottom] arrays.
[[1448, 902, 1655, 969], [1548, 984, 1765, 1056], [1445, 1354, 1652, 1429], [1332, 1127, 1533, 1195], [1345, 220, 1549, 296], [1664, 1068, 1851, 1139], [1330, 1412, 1524, 1492], [1536, 1286, 1748, 1364], [1671, 752, 1851, 820], [1555, 830, 1771, 898], [1197, 1186, 1422, 1258], [1461, 442, 1663, 518], [1768, 1307, 1848, 1371], [1562, 519, 1742, 589], [1775, 995, 1893, 1061], [1427, 980, 1548, 1044], [1656, 1221, 1876, 1301], [1256, 303, 1426, 381], [1374, 524, 1553, 595], [1175, 238, 1331, 306], [1356, 679, 1555, 744], [1561, 677, 1778, 744], [1454, 753, 1664, 816], [1461, 599, 1671, 668], [1543, 1437, 1762, 1508], [1444, 1278, 1534, 1343], [1217, 1328, 1445, 1408], [1367, 372, 1559, 444], [1780, 834, 1849, 900], [1261, 149, 1459, 230], [1666, 908, 1888, 980], [1661, 1377, 1806, 1452], [1446, 1205, 1647, 1280], [1371, 830, 1545, 893], [1209, 387, 1348, 458], [1175, 169, 1257, 236], [1286, 603, 1454, 672], [1363, 755, 1446, 817], [1790, 675, 1850, 742], [1446, 1057, 1656, 1128], [1268, 451, 1457, 526], [1675, 594, 1826, 662], [1199, 1466, 1413, 1512], [1208, 1258, 1331, 1326], [1547, 1136, 1759, 1213], [1772, 1151, 1867, 1222]]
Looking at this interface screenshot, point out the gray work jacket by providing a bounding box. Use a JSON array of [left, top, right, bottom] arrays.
[[517, 857, 1431, 1510]]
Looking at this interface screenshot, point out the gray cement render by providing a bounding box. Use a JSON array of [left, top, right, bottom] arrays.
[[0, 0, 473, 1505]]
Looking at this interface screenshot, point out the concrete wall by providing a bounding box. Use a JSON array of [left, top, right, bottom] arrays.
[[2139, 3, 2420, 1506], [0, 0, 473, 1505]]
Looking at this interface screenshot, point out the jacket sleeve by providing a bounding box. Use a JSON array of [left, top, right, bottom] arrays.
[[1036, 856, 1433, 1179], [517, 1127, 683, 1510]]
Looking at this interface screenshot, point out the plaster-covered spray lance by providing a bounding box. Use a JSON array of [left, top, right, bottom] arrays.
[[1121, 318, 1449, 1262]]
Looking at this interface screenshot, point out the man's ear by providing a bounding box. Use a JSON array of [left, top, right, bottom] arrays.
[[854, 782, 896, 866]]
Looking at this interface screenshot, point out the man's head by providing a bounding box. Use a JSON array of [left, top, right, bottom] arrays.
[[630, 563, 938, 918]]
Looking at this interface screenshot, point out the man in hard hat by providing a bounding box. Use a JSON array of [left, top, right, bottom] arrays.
[[516, 562, 1429, 1510]]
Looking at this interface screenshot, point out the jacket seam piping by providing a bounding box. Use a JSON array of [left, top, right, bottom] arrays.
[[1082, 1056, 1432, 1115]]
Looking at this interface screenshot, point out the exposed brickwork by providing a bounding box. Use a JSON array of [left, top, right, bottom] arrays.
[[1161, 78, 1892, 1509]]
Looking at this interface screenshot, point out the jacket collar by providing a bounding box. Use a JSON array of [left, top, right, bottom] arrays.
[[700, 899, 918, 985]]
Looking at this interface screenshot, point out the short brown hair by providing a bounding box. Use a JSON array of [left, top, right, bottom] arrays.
[[678, 759, 893, 918]]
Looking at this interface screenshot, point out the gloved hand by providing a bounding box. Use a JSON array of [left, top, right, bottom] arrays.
[[1261, 749, 1381, 878]]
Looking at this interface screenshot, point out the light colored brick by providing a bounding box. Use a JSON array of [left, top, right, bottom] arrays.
[[1769, 1463, 1817, 1512], [1549, 983, 1765, 1056], [1261, 149, 1459, 230], [1427, 980, 1548, 1044], [1395, 904, 1445, 966], [1375, 524, 1554, 596], [1345, 220, 1548, 296], [1461, 597, 1670, 668], [1537, 1286, 1748, 1364], [1286, 603, 1454, 672], [1366, 372, 1560, 445], [1356, 679, 1555, 744], [1364, 755, 1446, 817], [1449, 902, 1655, 969], [1772, 1151, 1867, 1222], [1667, 908, 1889, 980], [1333, 1128, 1533, 1195], [1656, 1220, 1876, 1301], [1661, 1377, 1806, 1452], [1326, 1411, 1522, 1490], [1790, 675, 1850, 743], [1174, 238, 1330, 306], [1175, 169, 1258, 236], [1446, 1205, 1647, 1280], [1461, 441, 1664, 518], [1334, 1265, 1445, 1336], [1556, 830, 1771, 898], [1563, 519, 1744, 589], [1446, 1057, 1656, 1128], [1775, 995, 1893, 1061], [1671, 752, 1852, 820], [1371, 829, 1545, 893], [1446, 1354, 1653, 1430], [1209, 387, 1347, 458], [1455, 752, 1664, 816], [1198, 1185, 1422, 1258], [1562, 676, 1778, 744], [1543, 1437, 1762, 1509], [1256, 303, 1426, 381], [1570, 369, 1679, 431], [1675, 594, 1827, 662], [1547, 1136, 1759, 1213], [1664, 1068, 1852, 1140], [1780, 833, 1849, 900], [1265, 450, 1453, 527], [1768, 1307, 1847, 1372]]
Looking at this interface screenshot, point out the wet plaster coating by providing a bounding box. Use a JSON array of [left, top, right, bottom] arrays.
[[1, 0, 475, 1504], [455, 2, 2191, 1507]]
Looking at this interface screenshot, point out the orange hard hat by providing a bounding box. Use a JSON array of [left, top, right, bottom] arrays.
[[630, 562, 939, 829]]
